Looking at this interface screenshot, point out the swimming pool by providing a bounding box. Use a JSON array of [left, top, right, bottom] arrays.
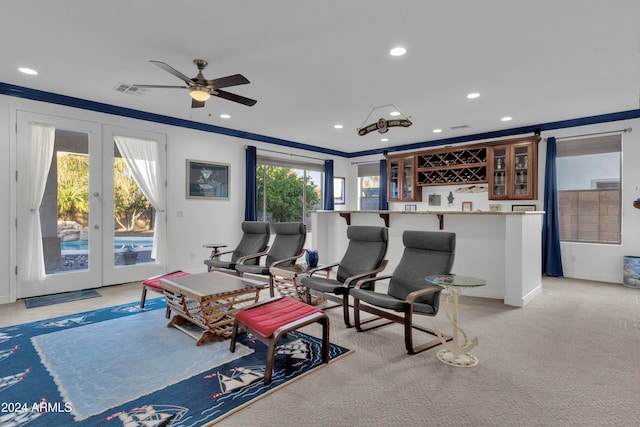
[[61, 237, 154, 252]]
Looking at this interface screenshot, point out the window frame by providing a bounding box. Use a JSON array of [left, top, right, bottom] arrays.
[[556, 135, 622, 245], [256, 156, 324, 229]]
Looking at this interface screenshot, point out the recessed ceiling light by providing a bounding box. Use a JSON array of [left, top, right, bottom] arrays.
[[466, 92, 480, 99], [389, 111, 401, 116], [18, 67, 38, 75], [501, 116, 512, 122], [381, 138, 389, 142], [433, 129, 443, 133], [389, 47, 406, 56], [334, 124, 343, 129], [220, 114, 231, 119]]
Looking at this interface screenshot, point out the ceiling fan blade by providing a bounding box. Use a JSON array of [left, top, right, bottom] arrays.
[[132, 84, 189, 89], [213, 89, 257, 106], [150, 60, 194, 85], [191, 98, 205, 108], [209, 74, 250, 89]]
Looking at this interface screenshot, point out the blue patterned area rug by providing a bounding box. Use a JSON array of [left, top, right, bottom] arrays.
[[24, 289, 101, 308], [0, 299, 351, 426]]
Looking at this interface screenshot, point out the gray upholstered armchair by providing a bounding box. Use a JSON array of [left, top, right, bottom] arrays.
[[203, 221, 270, 273], [235, 222, 307, 294], [300, 225, 388, 327], [349, 230, 455, 354]]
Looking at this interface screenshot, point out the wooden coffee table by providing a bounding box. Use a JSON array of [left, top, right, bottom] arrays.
[[160, 271, 264, 345]]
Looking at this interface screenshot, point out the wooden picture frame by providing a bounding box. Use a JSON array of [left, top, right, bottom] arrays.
[[186, 159, 229, 199], [462, 201, 473, 212], [512, 204, 536, 212]]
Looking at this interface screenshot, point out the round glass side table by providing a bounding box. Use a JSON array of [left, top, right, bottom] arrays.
[[425, 274, 487, 367]]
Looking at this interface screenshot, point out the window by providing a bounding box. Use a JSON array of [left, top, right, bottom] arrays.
[[556, 135, 621, 244], [256, 156, 323, 232], [357, 163, 380, 210]]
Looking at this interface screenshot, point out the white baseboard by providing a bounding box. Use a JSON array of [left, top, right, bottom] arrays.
[[504, 284, 543, 307]]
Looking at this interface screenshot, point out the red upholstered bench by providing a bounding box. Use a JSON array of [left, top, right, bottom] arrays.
[[230, 296, 329, 385], [141, 271, 192, 318]]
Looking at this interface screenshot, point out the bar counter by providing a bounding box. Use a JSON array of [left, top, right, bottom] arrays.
[[310, 210, 544, 307]]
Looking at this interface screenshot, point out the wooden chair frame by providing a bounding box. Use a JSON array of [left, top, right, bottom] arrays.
[[352, 275, 452, 354], [304, 260, 388, 328]]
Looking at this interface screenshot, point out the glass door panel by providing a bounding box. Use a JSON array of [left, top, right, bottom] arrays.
[[402, 158, 413, 199], [51, 139, 90, 274], [102, 126, 166, 286], [388, 160, 399, 200], [17, 113, 102, 298], [492, 147, 507, 197], [513, 145, 529, 196], [113, 150, 155, 267]]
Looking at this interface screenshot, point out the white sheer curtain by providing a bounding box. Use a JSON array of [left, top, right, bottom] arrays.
[[114, 135, 167, 265], [21, 122, 56, 281]]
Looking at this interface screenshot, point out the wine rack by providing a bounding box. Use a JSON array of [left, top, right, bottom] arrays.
[[416, 145, 487, 186], [417, 166, 486, 185]]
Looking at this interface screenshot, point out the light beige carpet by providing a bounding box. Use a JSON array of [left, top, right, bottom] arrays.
[[4, 277, 639, 426], [215, 277, 640, 427]]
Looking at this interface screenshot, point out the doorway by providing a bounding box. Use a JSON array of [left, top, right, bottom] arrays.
[[15, 112, 166, 298]]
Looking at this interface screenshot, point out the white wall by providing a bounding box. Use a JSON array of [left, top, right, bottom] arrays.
[[367, 120, 640, 285], [0, 95, 349, 304], [0, 93, 637, 304], [550, 121, 640, 283], [0, 102, 12, 302]]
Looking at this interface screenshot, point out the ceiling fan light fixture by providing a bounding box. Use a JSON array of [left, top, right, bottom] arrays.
[[190, 87, 211, 102]]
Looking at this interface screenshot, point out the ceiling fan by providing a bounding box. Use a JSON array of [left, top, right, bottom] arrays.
[[133, 59, 257, 108]]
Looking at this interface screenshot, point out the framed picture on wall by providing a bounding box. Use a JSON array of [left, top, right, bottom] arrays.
[[462, 201, 473, 212], [428, 194, 441, 206], [512, 204, 536, 212], [334, 177, 345, 205], [186, 159, 229, 199]]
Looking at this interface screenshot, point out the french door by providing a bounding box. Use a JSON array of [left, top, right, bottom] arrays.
[[16, 112, 165, 298]]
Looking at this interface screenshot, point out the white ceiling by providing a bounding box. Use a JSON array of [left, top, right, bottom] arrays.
[[2, 1, 639, 157]]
